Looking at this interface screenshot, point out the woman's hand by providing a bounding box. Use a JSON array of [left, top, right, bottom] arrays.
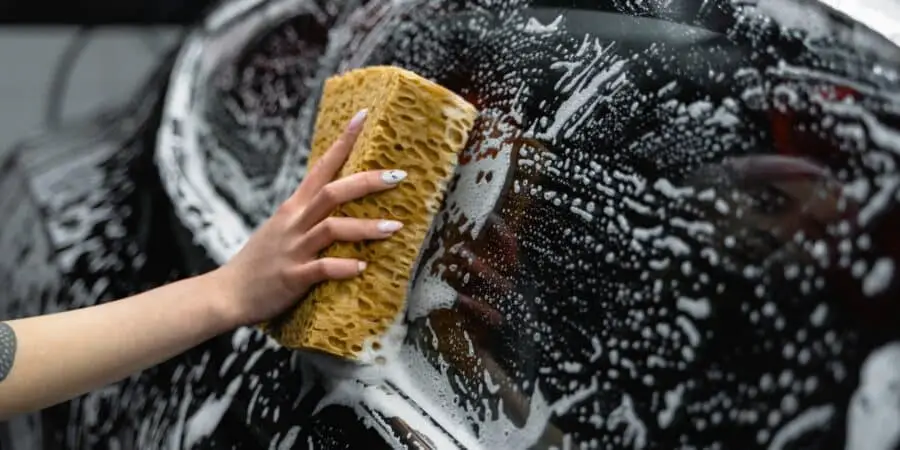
[[209, 109, 407, 327], [0, 109, 406, 418]]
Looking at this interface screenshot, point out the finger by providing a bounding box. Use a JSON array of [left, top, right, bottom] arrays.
[[296, 169, 407, 231], [297, 217, 404, 257], [291, 258, 367, 287], [291, 109, 369, 205]]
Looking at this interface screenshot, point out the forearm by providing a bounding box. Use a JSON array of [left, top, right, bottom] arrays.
[[0, 271, 237, 420]]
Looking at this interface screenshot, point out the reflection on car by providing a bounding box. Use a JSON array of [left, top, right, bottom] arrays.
[[2, 0, 900, 448]]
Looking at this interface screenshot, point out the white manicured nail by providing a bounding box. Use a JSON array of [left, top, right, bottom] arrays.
[[348, 109, 368, 131], [382, 170, 407, 184], [358, 261, 368, 273], [377, 220, 404, 233]]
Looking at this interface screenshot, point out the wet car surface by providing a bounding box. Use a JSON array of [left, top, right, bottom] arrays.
[[2, 0, 900, 448]]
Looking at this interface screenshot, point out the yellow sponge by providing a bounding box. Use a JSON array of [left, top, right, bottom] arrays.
[[264, 66, 479, 359]]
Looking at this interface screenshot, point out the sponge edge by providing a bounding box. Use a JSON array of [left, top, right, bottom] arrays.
[[263, 66, 479, 360]]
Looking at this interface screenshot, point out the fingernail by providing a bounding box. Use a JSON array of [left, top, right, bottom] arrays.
[[358, 261, 368, 273], [348, 109, 368, 131], [377, 220, 404, 233], [382, 170, 407, 184]]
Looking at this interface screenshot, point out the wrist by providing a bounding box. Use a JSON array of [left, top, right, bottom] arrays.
[[197, 268, 246, 331]]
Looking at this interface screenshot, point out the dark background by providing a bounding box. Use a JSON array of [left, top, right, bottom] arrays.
[[0, 0, 218, 25]]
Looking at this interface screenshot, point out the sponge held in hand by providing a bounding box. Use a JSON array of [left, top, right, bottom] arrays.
[[263, 66, 479, 360]]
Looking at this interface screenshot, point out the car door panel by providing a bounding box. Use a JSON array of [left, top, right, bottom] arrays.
[[2, 0, 900, 449]]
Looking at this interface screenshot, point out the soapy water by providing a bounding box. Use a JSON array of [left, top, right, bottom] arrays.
[[156, 0, 900, 447], [2, 0, 900, 448]]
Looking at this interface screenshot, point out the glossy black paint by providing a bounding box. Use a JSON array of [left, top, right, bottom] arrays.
[[2, 0, 900, 449]]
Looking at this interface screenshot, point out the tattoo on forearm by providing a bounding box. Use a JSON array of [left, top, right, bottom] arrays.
[[0, 322, 16, 382]]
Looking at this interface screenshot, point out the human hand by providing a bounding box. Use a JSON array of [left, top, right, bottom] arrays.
[[208, 109, 407, 327]]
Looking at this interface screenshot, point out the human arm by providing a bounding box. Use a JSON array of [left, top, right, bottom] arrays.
[[0, 109, 406, 420], [0, 273, 238, 420]]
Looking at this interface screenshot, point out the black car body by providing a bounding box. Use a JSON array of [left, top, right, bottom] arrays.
[[2, 0, 900, 448]]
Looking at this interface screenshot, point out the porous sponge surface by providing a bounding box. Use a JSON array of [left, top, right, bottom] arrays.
[[266, 66, 478, 359]]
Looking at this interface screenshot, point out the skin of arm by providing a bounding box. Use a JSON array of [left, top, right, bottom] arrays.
[[0, 271, 239, 420], [0, 109, 406, 420]]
